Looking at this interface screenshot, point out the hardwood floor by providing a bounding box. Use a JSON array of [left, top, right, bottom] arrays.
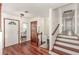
[[3, 41, 49, 55]]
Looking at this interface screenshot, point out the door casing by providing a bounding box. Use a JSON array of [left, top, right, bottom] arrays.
[[3, 18, 20, 48]]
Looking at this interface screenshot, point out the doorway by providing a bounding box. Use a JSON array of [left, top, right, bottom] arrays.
[[62, 10, 75, 35], [4, 18, 20, 48], [21, 22, 28, 43], [31, 21, 38, 46]]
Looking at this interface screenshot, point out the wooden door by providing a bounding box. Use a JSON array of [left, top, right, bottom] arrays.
[[31, 21, 38, 46]]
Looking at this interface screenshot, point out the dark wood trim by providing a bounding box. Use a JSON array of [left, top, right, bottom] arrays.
[[3, 18, 5, 55], [47, 38, 49, 50], [18, 20, 20, 44], [3, 18, 20, 48], [3, 18, 5, 48]]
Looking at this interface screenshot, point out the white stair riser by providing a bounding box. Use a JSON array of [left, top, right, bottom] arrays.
[[57, 38, 79, 45], [54, 46, 79, 55], [56, 41, 79, 49], [58, 35, 78, 39]]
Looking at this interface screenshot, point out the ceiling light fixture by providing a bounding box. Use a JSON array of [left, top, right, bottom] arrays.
[[25, 11, 29, 13], [20, 13, 24, 17]]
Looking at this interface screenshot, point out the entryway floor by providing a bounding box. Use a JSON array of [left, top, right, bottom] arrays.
[[3, 41, 49, 55]]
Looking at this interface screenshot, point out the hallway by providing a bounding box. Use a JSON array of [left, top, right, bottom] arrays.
[[1, 3, 79, 55]]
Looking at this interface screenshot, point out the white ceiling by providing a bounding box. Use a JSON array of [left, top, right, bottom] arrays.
[[2, 3, 68, 17]]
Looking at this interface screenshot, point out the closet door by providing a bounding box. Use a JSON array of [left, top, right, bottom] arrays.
[[4, 19, 19, 47]]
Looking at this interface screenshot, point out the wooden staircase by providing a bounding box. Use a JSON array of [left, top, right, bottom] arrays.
[[52, 34, 79, 55]]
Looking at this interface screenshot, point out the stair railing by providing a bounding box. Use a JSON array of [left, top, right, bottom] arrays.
[[52, 24, 60, 35], [52, 24, 60, 50]]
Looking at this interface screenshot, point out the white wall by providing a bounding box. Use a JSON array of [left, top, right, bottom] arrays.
[[77, 4, 79, 35], [44, 17, 49, 39], [49, 8, 59, 50], [76, 4, 79, 36]]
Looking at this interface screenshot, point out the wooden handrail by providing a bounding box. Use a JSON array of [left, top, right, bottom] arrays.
[[52, 24, 60, 50], [52, 24, 60, 35]]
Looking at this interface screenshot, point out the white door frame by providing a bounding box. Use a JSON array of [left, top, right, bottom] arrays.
[[3, 18, 20, 48]]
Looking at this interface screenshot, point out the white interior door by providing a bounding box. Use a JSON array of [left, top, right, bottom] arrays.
[[4, 19, 19, 47]]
